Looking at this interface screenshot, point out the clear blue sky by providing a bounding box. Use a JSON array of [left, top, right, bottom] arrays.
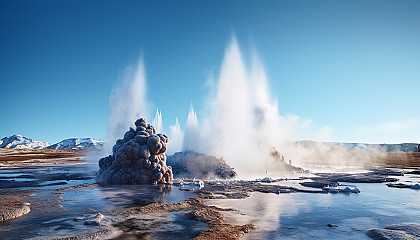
[[1, 0, 419, 144]]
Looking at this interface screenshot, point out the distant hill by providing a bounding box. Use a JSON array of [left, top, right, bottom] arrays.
[[296, 140, 419, 152], [46, 138, 104, 150], [332, 142, 419, 152], [0, 135, 51, 149], [0, 134, 418, 152], [0, 135, 103, 150]]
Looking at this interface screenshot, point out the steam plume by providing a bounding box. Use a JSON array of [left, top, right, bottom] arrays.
[[182, 104, 200, 152], [181, 37, 325, 176], [167, 118, 183, 155], [153, 108, 163, 133], [105, 58, 148, 154]]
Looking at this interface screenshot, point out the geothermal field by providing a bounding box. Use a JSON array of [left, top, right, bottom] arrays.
[[2, 1, 420, 237], [1, 39, 419, 239], [0, 126, 419, 239]]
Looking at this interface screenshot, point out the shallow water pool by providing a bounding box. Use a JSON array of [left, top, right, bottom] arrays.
[[205, 181, 420, 239]]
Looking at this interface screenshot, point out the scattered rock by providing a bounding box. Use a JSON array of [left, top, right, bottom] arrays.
[[302, 169, 400, 190], [386, 183, 420, 189], [84, 213, 104, 226], [315, 171, 399, 183], [327, 224, 338, 227], [301, 181, 337, 189], [386, 183, 411, 188]]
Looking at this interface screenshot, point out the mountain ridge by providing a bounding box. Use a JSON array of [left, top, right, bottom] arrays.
[[296, 140, 419, 153], [0, 134, 103, 150], [1, 134, 419, 152]]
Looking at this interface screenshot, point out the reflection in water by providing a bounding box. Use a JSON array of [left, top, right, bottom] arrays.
[[98, 184, 173, 208], [0, 161, 203, 240], [206, 192, 297, 232], [1, 182, 198, 239], [205, 182, 420, 240]]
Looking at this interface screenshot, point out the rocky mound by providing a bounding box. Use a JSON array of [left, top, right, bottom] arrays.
[[167, 151, 237, 179], [0, 190, 32, 222], [98, 118, 173, 184], [367, 223, 420, 240]]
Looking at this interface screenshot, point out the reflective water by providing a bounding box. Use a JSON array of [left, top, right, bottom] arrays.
[[0, 164, 202, 240], [205, 179, 420, 239], [2, 163, 419, 239]]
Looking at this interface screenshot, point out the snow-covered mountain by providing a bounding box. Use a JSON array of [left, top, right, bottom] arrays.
[[46, 138, 104, 150], [331, 142, 419, 152], [0, 135, 51, 149], [296, 140, 419, 152], [1, 134, 418, 152], [0, 135, 104, 150]]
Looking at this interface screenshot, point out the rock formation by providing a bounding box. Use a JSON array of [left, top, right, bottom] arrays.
[[98, 118, 173, 184], [167, 151, 237, 179]]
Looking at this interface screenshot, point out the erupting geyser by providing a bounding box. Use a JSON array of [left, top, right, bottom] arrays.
[[98, 118, 173, 184]]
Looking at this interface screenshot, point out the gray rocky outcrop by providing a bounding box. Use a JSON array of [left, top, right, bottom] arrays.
[[167, 151, 237, 179], [98, 118, 173, 184], [367, 223, 420, 240]]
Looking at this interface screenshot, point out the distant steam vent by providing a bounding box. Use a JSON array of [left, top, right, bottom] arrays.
[[98, 118, 173, 184]]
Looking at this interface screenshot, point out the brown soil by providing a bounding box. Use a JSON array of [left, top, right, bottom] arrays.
[[382, 152, 420, 167], [111, 197, 257, 240], [0, 148, 87, 164], [0, 190, 34, 222], [53, 183, 99, 192]]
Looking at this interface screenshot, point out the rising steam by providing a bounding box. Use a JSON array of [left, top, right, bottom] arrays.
[[153, 108, 163, 133], [176, 37, 385, 175], [166, 117, 183, 155], [178, 36, 301, 176], [182, 104, 200, 152], [105, 37, 378, 178], [106, 58, 148, 154]]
